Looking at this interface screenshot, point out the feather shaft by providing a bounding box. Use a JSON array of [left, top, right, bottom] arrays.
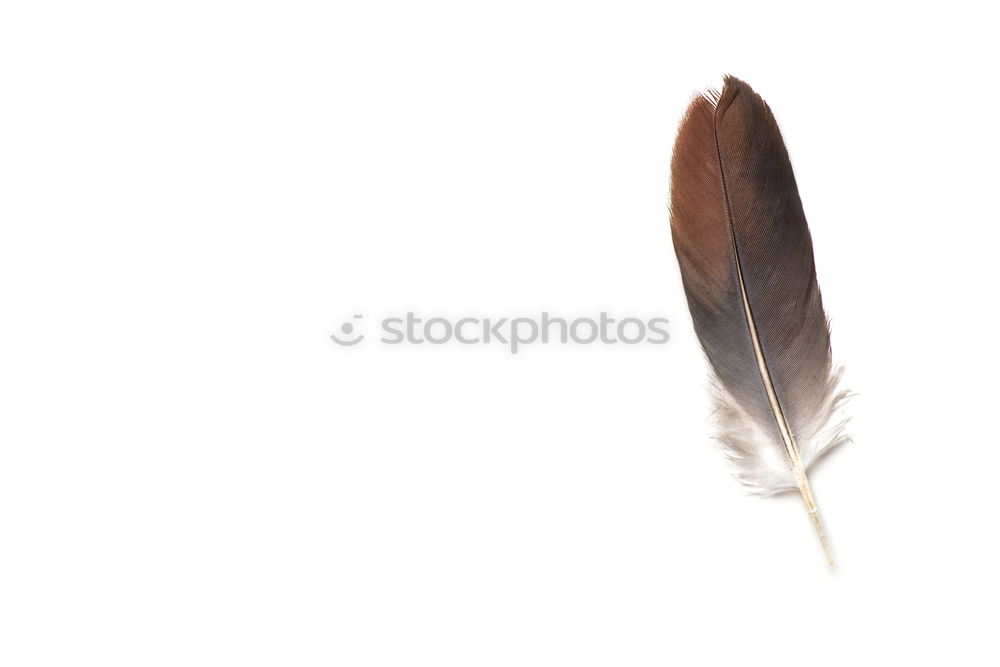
[[732, 227, 833, 564]]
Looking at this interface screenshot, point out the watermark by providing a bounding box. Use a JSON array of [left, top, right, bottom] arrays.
[[330, 314, 365, 346], [331, 312, 669, 354]]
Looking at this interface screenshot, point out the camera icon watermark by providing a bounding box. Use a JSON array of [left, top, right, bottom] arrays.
[[329, 314, 364, 346]]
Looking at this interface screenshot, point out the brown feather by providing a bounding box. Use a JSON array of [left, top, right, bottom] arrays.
[[669, 76, 849, 560]]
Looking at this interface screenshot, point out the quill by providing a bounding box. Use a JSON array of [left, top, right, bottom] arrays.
[[669, 77, 849, 563]]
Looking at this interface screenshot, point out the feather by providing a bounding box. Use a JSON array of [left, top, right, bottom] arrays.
[[669, 76, 849, 563]]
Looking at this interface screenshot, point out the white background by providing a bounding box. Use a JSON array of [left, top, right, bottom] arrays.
[[2, 1, 998, 664]]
